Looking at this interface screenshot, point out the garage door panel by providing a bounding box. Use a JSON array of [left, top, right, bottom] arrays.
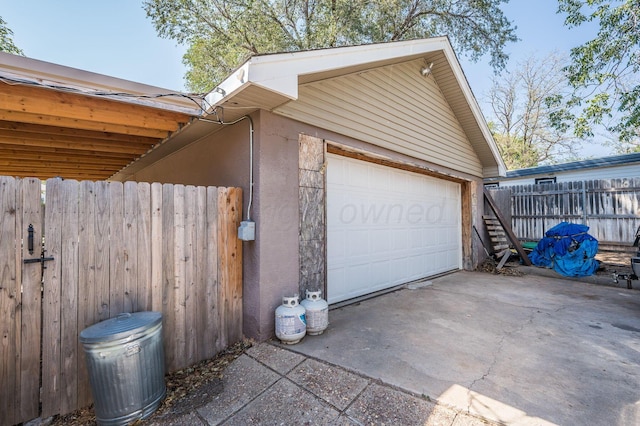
[[348, 162, 370, 187], [327, 154, 461, 304], [371, 261, 391, 286], [347, 229, 370, 257], [327, 229, 346, 258], [345, 262, 371, 288], [371, 229, 392, 253]]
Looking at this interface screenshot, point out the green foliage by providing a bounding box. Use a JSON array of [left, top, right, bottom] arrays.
[[490, 127, 542, 170], [144, 0, 518, 92], [0, 16, 23, 55], [555, 0, 639, 145]]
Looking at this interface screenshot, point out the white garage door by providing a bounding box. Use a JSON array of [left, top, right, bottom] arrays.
[[327, 154, 462, 304]]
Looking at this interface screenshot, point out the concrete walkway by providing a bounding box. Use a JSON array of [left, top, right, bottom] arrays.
[[151, 271, 639, 425], [185, 344, 489, 425]]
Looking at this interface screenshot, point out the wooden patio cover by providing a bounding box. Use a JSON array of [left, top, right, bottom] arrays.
[[0, 80, 199, 181]]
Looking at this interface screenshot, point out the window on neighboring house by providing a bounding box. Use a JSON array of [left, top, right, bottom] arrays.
[[484, 182, 500, 188], [535, 177, 556, 184]]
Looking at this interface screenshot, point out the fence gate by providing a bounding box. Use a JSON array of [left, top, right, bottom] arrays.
[[1, 177, 41, 426], [1, 176, 243, 426]]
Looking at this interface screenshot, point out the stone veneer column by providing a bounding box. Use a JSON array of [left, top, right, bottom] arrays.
[[298, 134, 326, 297]]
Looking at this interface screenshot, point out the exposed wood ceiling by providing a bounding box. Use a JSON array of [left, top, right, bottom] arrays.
[[0, 80, 199, 181]]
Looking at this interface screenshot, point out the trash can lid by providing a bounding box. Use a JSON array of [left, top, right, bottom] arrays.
[[79, 311, 162, 344]]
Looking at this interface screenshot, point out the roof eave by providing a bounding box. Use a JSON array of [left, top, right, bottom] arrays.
[[0, 51, 203, 116], [439, 48, 506, 178], [202, 38, 505, 177], [204, 37, 453, 112]]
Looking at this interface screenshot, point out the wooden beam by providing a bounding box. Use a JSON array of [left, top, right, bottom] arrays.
[[484, 187, 531, 266], [0, 82, 193, 131], [0, 164, 124, 176], [461, 181, 473, 269], [0, 152, 133, 166], [0, 131, 153, 151], [327, 144, 467, 184], [0, 158, 129, 169], [0, 134, 153, 154], [496, 249, 511, 270], [0, 146, 139, 160], [0, 110, 171, 139], [0, 170, 115, 181], [0, 121, 161, 145]]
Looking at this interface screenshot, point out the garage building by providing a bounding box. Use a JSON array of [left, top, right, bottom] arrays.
[[112, 37, 506, 339]]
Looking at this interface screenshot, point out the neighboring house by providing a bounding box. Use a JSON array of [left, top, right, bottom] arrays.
[[0, 37, 506, 340], [484, 153, 640, 187]]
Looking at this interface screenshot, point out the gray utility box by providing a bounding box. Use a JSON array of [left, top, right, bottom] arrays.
[[79, 311, 166, 426]]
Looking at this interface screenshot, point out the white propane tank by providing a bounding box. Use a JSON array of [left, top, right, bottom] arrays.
[[300, 290, 329, 335], [275, 295, 306, 344]]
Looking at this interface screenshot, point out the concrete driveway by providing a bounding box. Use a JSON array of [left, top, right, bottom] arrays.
[[286, 271, 640, 426]]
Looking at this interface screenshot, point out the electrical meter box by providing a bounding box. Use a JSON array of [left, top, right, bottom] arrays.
[[238, 220, 255, 241]]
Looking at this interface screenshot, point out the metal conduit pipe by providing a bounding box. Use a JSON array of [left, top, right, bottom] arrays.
[[199, 112, 255, 240]]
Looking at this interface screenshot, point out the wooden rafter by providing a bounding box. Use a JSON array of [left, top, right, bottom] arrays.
[[0, 83, 193, 131], [0, 109, 173, 139], [0, 121, 163, 144], [0, 134, 154, 153], [0, 81, 199, 180]]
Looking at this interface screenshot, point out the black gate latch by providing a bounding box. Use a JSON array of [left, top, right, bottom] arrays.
[[23, 224, 54, 268], [23, 250, 54, 267]]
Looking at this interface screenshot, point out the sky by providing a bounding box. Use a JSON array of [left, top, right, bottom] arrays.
[[2, 0, 611, 157]]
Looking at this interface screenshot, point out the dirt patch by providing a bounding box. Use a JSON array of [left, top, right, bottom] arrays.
[[595, 250, 634, 268], [49, 339, 253, 426], [594, 250, 635, 283], [480, 249, 635, 279], [479, 257, 524, 276]]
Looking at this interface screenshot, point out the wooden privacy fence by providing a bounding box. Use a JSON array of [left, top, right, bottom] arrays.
[[494, 178, 640, 245], [0, 176, 243, 426]]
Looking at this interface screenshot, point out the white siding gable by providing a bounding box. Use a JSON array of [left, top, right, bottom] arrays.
[[273, 60, 483, 177]]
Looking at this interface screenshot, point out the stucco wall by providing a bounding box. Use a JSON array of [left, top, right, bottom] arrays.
[[125, 111, 302, 341], [128, 121, 251, 188], [250, 112, 300, 340], [124, 109, 487, 341]]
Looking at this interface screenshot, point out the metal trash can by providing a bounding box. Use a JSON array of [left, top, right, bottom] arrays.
[[79, 311, 166, 426]]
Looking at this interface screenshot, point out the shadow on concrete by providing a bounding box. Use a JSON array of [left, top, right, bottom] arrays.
[[286, 271, 640, 426]]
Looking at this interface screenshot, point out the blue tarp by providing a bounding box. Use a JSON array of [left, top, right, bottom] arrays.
[[529, 222, 600, 277]]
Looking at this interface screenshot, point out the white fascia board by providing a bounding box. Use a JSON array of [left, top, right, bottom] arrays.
[[251, 37, 449, 89], [204, 38, 451, 109], [442, 48, 507, 177], [204, 62, 253, 111]]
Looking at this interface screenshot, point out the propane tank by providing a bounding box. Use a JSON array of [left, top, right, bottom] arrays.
[[275, 295, 306, 344], [300, 290, 329, 335]]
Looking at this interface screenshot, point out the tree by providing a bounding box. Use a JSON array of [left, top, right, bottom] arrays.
[[143, 0, 518, 92], [552, 0, 639, 149], [487, 54, 579, 170], [0, 16, 23, 55]]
